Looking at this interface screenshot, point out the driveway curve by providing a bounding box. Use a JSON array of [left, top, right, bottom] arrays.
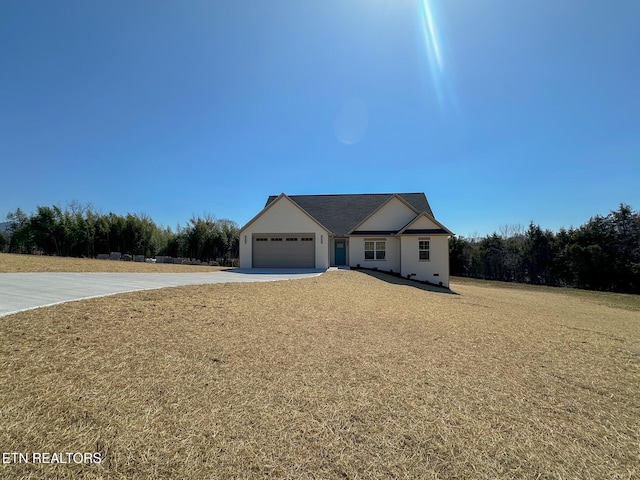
[[0, 269, 325, 318]]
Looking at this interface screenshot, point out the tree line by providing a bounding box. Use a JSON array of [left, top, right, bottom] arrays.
[[450, 204, 640, 294], [0, 202, 239, 265], [2, 202, 638, 293]]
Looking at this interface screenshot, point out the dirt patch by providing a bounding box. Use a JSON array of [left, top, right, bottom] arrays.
[[627, 346, 640, 356]]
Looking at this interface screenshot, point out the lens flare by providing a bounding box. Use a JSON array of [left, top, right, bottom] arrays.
[[419, 0, 458, 114], [334, 98, 369, 145], [423, 0, 443, 72]]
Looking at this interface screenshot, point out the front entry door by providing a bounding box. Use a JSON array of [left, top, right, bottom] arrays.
[[335, 240, 346, 265]]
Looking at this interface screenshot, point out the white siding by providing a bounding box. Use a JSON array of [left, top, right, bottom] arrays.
[[404, 214, 441, 230], [349, 236, 400, 273], [357, 197, 417, 231], [240, 197, 330, 269], [400, 235, 450, 287]]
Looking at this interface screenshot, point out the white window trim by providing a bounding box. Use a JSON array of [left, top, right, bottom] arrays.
[[418, 237, 430, 262], [364, 238, 386, 261]]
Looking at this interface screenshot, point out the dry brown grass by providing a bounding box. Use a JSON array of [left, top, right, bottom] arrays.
[[0, 253, 228, 273], [1, 270, 639, 479]]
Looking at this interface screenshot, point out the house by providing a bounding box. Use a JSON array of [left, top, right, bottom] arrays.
[[238, 193, 454, 287]]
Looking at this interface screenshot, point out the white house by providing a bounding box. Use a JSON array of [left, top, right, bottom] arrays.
[[239, 193, 454, 287]]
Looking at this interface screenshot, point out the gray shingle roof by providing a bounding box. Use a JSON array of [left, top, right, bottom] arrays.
[[265, 193, 434, 237]]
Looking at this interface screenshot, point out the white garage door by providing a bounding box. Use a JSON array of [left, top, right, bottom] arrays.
[[253, 234, 315, 268]]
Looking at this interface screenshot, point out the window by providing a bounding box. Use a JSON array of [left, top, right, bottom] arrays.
[[256, 238, 268, 242], [365, 240, 386, 260], [301, 237, 313, 242], [419, 238, 430, 260], [270, 237, 283, 242], [286, 237, 298, 241], [364, 241, 374, 259]]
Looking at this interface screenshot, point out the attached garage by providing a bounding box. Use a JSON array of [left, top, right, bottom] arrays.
[[252, 234, 315, 268]]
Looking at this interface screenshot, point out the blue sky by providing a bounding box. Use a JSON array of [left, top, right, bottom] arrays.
[[1, 0, 638, 237]]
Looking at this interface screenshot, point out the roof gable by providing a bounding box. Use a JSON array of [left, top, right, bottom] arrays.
[[398, 212, 454, 235], [265, 193, 434, 237], [348, 194, 418, 234], [240, 193, 331, 233]]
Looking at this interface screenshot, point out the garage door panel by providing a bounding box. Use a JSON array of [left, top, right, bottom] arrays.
[[253, 234, 315, 268]]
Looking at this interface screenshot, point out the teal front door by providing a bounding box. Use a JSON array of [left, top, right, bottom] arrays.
[[335, 240, 346, 265]]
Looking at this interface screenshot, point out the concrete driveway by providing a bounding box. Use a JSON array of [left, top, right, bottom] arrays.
[[0, 269, 324, 318]]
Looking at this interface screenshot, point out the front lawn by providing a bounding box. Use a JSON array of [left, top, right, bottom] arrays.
[[1, 270, 638, 478]]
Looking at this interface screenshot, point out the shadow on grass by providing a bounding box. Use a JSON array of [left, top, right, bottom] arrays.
[[354, 268, 459, 295]]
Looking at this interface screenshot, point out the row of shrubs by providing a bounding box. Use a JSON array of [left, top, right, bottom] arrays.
[[2, 203, 240, 264]]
